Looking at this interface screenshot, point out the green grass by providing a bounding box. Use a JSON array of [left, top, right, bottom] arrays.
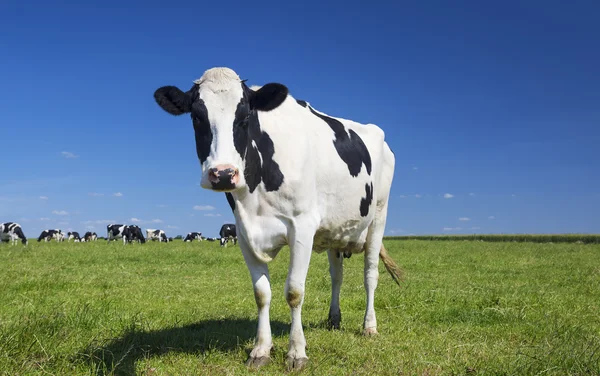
[[385, 234, 600, 244], [1, 239, 599, 375]]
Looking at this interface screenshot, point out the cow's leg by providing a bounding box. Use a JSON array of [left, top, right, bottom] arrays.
[[240, 237, 273, 369], [285, 228, 314, 371], [327, 249, 344, 330], [362, 202, 390, 336]]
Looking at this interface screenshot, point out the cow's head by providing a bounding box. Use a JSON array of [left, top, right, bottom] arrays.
[[154, 67, 288, 192]]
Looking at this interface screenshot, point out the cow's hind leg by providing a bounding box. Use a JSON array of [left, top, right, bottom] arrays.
[[327, 249, 343, 330], [362, 201, 391, 336], [240, 237, 273, 369]]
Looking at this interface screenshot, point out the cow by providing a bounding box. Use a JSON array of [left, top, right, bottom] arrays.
[[205, 237, 217, 242], [168, 237, 174, 242], [83, 231, 97, 242], [184, 232, 203, 242], [154, 67, 402, 370], [146, 229, 169, 242], [106, 224, 146, 244], [219, 224, 237, 247], [0, 222, 28, 245], [37, 229, 64, 242], [67, 231, 82, 242]]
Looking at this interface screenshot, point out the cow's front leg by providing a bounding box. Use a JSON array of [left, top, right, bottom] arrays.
[[240, 238, 273, 369], [285, 229, 314, 371]]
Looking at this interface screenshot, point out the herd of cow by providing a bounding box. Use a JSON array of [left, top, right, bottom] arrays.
[[0, 222, 238, 247]]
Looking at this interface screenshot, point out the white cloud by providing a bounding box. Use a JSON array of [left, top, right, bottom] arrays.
[[113, 192, 123, 197], [39, 196, 48, 200], [40, 217, 50, 221], [157, 204, 168, 208], [488, 216, 496, 220], [130, 218, 163, 225], [399, 195, 407, 198], [412, 166, 418, 171], [86, 219, 116, 225], [469, 193, 475, 196], [151, 219, 163, 223], [194, 205, 215, 211], [204, 213, 222, 217], [444, 193, 454, 199], [130, 218, 141, 223], [459, 217, 471, 221], [511, 194, 516, 197], [58, 221, 69, 225], [388, 229, 406, 234], [61, 151, 79, 159], [89, 192, 104, 197], [167, 225, 178, 229], [415, 194, 422, 198], [52, 210, 68, 216], [470, 227, 481, 230], [86, 225, 96, 230], [443, 227, 462, 231]]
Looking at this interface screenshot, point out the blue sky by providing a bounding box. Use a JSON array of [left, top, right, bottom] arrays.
[[1, 1, 599, 238]]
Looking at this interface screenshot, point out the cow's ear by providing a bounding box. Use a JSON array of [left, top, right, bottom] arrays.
[[250, 83, 288, 112], [154, 86, 192, 115]]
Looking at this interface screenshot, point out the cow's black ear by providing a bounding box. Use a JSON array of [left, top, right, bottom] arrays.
[[250, 83, 288, 112], [154, 86, 192, 115]]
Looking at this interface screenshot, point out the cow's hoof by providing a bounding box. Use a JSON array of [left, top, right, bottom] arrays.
[[245, 356, 271, 369], [363, 327, 378, 336], [286, 356, 309, 372], [327, 312, 341, 330]]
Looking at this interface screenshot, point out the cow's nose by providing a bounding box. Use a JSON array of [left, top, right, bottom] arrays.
[[208, 164, 240, 191]]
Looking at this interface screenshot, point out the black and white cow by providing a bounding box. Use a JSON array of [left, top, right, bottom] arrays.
[[106, 224, 146, 244], [205, 237, 217, 242], [146, 229, 169, 242], [184, 232, 202, 242], [219, 224, 237, 247], [154, 67, 401, 370], [83, 231, 98, 242], [128, 225, 146, 243], [0, 222, 28, 245], [37, 229, 64, 242], [67, 231, 82, 242]]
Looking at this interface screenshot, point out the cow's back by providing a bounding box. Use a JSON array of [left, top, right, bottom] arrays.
[[255, 95, 395, 252]]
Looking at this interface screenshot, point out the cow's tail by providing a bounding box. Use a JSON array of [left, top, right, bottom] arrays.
[[14, 227, 27, 244], [379, 244, 403, 286]]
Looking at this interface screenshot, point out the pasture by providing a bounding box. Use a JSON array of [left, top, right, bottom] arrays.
[[1, 239, 599, 375]]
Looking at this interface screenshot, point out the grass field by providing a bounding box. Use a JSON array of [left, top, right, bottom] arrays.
[[0, 239, 599, 375]]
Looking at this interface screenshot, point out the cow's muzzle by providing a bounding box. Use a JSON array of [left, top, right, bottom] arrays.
[[208, 164, 240, 191]]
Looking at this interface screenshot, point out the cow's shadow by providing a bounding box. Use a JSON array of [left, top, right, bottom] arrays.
[[78, 318, 289, 376]]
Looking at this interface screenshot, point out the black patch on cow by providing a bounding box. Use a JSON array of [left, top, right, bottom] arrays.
[[296, 99, 307, 108], [244, 112, 284, 193], [225, 192, 236, 212], [233, 90, 251, 160], [152, 229, 160, 236], [2, 222, 13, 233], [307, 106, 372, 177], [360, 182, 374, 217], [186, 85, 213, 164]]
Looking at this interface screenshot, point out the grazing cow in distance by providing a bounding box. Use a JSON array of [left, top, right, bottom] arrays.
[[154, 67, 400, 370], [106, 224, 146, 244], [67, 231, 82, 242], [83, 232, 97, 242], [219, 224, 237, 247], [0, 222, 28, 245], [129, 225, 146, 243], [168, 237, 174, 242], [146, 229, 169, 242], [38, 229, 64, 242], [184, 232, 202, 242], [205, 237, 217, 242]]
